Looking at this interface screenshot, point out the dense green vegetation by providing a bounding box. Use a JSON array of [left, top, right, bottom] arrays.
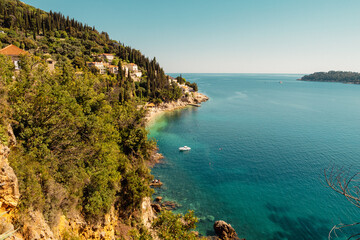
[[152, 210, 199, 240], [176, 75, 198, 92], [300, 71, 360, 84], [0, 1, 204, 238], [0, 0, 183, 103], [129, 211, 200, 240], [1, 54, 154, 224]]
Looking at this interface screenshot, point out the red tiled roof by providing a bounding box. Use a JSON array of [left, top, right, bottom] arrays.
[[0, 44, 28, 56]]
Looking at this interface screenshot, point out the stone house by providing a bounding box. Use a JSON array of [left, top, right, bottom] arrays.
[[98, 53, 114, 63], [127, 63, 138, 72], [0, 44, 28, 70], [134, 72, 142, 78], [168, 76, 177, 83], [122, 65, 129, 76], [109, 65, 118, 74], [125, 63, 142, 78], [46, 58, 56, 72], [87, 62, 107, 74]]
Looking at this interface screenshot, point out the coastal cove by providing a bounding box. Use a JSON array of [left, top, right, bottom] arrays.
[[148, 73, 360, 240]]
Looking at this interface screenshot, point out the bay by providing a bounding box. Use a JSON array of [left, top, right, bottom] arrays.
[[148, 74, 360, 239]]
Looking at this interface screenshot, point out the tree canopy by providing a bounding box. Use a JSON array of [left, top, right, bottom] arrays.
[[1, 54, 155, 226]]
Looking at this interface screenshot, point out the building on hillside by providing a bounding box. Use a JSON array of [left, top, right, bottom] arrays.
[[122, 65, 129, 76], [46, 58, 56, 72], [98, 53, 114, 62], [146, 103, 155, 108], [125, 63, 142, 79], [168, 76, 177, 83], [0, 44, 28, 70], [127, 63, 138, 72], [134, 72, 142, 78], [109, 65, 119, 74], [87, 62, 107, 74], [180, 85, 193, 94]]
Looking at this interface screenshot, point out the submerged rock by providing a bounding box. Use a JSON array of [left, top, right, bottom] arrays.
[[160, 201, 180, 211], [213, 220, 238, 240], [191, 231, 199, 237], [150, 179, 163, 187], [207, 215, 215, 222]]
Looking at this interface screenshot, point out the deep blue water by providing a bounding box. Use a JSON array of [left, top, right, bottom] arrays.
[[148, 74, 360, 239]]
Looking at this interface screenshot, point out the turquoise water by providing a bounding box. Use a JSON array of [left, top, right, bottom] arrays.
[[148, 74, 360, 239]]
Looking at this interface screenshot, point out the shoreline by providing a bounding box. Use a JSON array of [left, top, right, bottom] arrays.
[[145, 91, 209, 168], [144, 92, 238, 239], [145, 92, 209, 127], [145, 91, 209, 236]]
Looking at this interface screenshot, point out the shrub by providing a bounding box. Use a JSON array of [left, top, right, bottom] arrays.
[[152, 210, 199, 240]]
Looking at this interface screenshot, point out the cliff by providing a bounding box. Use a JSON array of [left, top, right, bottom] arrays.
[[0, 125, 19, 211], [0, 124, 159, 240], [0, 125, 20, 239]]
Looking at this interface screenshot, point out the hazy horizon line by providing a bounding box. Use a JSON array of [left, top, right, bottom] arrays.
[[166, 72, 308, 75]]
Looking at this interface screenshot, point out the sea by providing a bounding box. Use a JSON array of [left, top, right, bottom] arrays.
[[148, 73, 360, 240]]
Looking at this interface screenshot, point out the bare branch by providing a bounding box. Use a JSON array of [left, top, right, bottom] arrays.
[[325, 166, 360, 239], [324, 166, 360, 209], [328, 222, 360, 240]]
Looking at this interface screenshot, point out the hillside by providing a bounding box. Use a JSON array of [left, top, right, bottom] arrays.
[[299, 71, 360, 84], [0, 0, 189, 102], [0, 0, 204, 239]]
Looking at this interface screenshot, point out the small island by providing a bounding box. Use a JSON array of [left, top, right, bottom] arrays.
[[299, 71, 360, 84]]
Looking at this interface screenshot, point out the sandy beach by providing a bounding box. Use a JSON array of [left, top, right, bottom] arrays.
[[145, 92, 209, 127]]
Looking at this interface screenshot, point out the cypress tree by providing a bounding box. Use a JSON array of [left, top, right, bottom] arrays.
[[117, 61, 124, 83], [42, 18, 45, 35]]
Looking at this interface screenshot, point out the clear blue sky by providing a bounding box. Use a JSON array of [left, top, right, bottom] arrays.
[[22, 0, 360, 73]]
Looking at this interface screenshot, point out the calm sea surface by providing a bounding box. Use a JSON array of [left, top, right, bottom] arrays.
[[148, 74, 360, 239]]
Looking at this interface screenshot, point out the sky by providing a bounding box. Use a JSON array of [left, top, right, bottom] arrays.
[[22, 0, 360, 73]]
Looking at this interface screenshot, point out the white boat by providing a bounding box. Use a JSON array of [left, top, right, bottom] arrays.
[[179, 146, 191, 151]]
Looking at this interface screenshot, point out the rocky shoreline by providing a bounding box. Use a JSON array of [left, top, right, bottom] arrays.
[[145, 92, 209, 126]]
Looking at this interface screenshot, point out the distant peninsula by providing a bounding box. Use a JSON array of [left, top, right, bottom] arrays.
[[299, 71, 360, 84]]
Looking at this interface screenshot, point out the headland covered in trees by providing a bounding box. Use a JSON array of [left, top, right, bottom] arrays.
[[299, 71, 360, 84], [0, 0, 218, 239]]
